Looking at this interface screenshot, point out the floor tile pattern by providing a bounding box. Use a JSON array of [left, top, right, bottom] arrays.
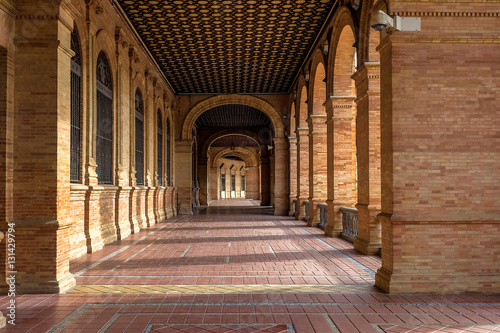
[[0, 199, 499, 333]]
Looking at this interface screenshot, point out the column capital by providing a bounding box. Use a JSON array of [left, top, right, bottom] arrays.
[[295, 127, 309, 136], [273, 137, 288, 150], [324, 96, 356, 120], [175, 139, 194, 153]]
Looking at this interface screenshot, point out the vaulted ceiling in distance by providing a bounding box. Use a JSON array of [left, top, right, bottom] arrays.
[[117, 0, 334, 94], [195, 104, 273, 129]]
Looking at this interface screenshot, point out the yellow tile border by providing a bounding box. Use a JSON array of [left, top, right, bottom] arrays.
[[66, 284, 380, 294]]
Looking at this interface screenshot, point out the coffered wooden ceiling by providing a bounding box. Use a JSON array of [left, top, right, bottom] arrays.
[[117, 0, 334, 94]]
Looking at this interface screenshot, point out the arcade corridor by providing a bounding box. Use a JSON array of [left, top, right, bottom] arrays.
[[0, 202, 499, 332]]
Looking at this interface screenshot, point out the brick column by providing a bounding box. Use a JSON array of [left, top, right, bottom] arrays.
[[270, 154, 275, 206], [246, 166, 260, 200], [374, 14, 500, 292], [260, 156, 271, 206], [325, 96, 356, 237], [352, 62, 382, 255], [198, 157, 208, 205], [295, 127, 309, 220], [307, 115, 327, 227], [0, 8, 14, 321], [273, 137, 289, 216], [10, 4, 76, 293], [175, 140, 194, 214], [288, 136, 297, 216], [210, 165, 218, 201]]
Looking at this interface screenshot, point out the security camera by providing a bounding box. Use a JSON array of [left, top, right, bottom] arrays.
[[370, 10, 393, 31], [370, 10, 421, 32]]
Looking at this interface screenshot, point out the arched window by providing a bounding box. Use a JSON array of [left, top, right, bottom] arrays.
[[166, 119, 171, 186], [135, 88, 144, 186], [70, 26, 82, 182], [96, 51, 113, 184], [157, 110, 163, 186]]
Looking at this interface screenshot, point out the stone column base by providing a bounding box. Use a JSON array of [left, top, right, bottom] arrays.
[[353, 203, 381, 255], [16, 273, 76, 294], [273, 196, 288, 216], [353, 237, 381, 255], [377, 216, 500, 294], [324, 200, 344, 237]]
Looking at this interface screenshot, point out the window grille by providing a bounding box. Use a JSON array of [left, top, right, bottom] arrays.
[[166, 119, 171, 186], [70, 26, 82, 183], [135, 88, 144, 185], [221, 174, 226, 192], [241, 175, 245, 191], [96, 51, 113, 184], [157, 110, 163, 186], [231, 175, 236, 191]]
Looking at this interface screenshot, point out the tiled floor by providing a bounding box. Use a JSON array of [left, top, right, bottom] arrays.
[[1, 199, 499, 332]]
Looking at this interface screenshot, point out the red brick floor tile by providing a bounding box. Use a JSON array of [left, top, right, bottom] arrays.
[[1, 200, 499, 332]]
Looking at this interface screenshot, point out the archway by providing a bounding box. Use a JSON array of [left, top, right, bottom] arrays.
[[325, 8, 358, 237], [352, 0, 383, 256], [202, 132, 262, 204], [178, 95, 287, 215], [307, 56, 328, 227], [181, 94, 284, 140], [295, 84, 309, 220]]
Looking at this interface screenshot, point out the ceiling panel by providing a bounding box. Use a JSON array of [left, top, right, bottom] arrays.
[[196, 104, 272, 129], [211, 135, 260, 148], [117, 0, 334, 94]]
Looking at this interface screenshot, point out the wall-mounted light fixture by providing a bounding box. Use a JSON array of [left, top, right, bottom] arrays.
[[321, 39, 329, 55], [230, 142, 235, 150], [304, 69, 310, 82]]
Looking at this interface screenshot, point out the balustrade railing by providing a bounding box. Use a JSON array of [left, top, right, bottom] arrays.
[[303, 200, 309, 221], [318, 203, 328, 229], [340, 207, 358, 242]]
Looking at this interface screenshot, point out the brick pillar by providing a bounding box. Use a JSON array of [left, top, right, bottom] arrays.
[[295, 127, 309, 220], [307, 115, 327, 227], [209, 165, 218, 202], [325, 96, 356, 237], [10, 4, 76, 293], [288, 136, 297, 216], [198, 157, 208, 205], [0, 11, 14, 322], [246, 166, 260, 200], [0, 35, 10, 328], [352, 62, 382, 255], [175, 140, 193, 214], [260, 157, 271, 206], [270, 154, 275, 206], [273, 138, 289, 216], [375, 17, 500, 293]]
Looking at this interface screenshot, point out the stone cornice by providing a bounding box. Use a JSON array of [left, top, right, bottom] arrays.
[[395, 11, 500, 17]]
